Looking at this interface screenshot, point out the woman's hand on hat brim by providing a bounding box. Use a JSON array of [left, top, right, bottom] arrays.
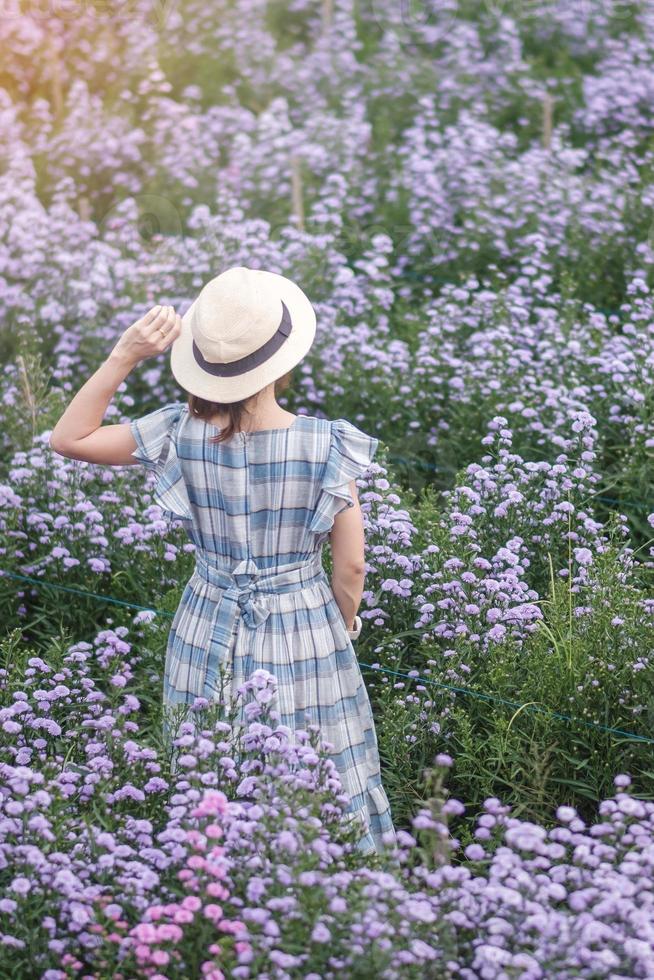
[[110, 305, 182, 367]]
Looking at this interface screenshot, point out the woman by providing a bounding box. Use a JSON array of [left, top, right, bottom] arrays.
[[50, 265, 396, 854]]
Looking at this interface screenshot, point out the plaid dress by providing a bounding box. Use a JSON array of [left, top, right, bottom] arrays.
[[129, 402, 396, 854]]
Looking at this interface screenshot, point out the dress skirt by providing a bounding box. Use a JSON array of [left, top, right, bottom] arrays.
[[162, 549, 397, 855]]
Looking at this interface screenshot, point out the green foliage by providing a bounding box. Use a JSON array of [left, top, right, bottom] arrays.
[[373, 543, 654, 837]]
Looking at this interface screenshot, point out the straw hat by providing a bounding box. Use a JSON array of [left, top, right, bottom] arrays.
[[170, 266, 317, 403]]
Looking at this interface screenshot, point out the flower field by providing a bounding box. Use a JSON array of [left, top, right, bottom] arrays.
[[3, 0, 654, 975]]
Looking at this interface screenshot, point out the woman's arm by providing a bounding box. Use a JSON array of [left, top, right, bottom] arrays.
[[49, 304, 182, 466], [329, 480, 366, 631]]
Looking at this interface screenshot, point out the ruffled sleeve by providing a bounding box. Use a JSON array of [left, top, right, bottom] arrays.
[[308, 419, 379, 536], [129, 402, 193, 523]]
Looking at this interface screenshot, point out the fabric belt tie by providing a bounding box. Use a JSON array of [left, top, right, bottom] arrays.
[[191, 551, 328, 700]]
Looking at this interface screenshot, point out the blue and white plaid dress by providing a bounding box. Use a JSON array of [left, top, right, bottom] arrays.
[[129, 402, 396, 854]]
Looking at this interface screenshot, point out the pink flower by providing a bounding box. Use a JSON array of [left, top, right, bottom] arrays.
[[192, 790, 229, 817], [173, 909, 195, 925], [207, 882, 228, 898], [133, 923, 157, 944], [218, 919, 246, 934]]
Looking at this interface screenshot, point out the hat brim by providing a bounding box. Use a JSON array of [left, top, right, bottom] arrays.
[[170, 274, 317, 403]]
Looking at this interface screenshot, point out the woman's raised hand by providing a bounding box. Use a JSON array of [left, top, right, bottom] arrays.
[[111, 305, 183, 367]]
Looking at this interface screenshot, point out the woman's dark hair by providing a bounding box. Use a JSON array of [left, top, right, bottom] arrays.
[[187, 370, 294, 444]]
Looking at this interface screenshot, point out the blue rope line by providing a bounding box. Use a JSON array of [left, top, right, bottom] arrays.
[[2, 569, 652, 745], [357, 661, 654, 745], [0, 570, 174, 617]]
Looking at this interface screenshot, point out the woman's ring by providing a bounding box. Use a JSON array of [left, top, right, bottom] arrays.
[[158, 327, 166, 338]]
